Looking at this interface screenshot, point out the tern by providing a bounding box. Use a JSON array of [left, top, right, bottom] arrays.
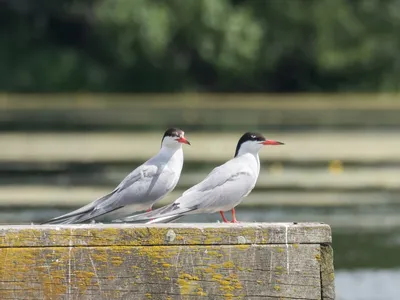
[[42, 128, 190, 224], [114, 132, 283, 224]]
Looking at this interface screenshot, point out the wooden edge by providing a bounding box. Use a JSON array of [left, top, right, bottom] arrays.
[[0, 222, 331, 247], [320, 244, 335, 300]]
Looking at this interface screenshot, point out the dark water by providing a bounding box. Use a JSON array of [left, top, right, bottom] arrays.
[[1, 205, 399, 300]]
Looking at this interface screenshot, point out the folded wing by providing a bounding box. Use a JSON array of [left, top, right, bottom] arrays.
[[115, 158, 255, 223], [42, 164, 158, 224]]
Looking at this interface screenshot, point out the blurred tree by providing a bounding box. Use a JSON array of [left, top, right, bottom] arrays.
[[1, 0, 400, 92]]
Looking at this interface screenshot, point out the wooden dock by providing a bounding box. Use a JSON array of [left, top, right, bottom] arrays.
[[0, 223, 334, 299]]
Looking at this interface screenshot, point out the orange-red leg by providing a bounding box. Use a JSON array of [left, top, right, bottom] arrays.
[[231, 208, 239, 223], [220, 211, 229, 223], [146, 208, 155, 221]]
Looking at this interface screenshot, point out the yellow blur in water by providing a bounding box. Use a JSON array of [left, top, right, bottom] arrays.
[[328, 160, 344, 174]]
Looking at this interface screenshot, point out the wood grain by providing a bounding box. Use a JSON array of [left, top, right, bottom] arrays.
[[320, 244, 335, 300], [0, 223, 334, 300]]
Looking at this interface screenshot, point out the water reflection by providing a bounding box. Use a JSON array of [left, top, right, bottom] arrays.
[[336, 269, 400, 300]]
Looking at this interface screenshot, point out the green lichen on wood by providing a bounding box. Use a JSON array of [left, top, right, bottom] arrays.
[[0, 223, 331, 248], [0, 224, 332, 299], [275, 265, 284, 275], [235, 244, 250, 251], [0, 247, 93, 299], [177, 273, 200, 296]]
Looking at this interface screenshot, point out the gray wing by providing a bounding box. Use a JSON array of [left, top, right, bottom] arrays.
[[115, 158, 256, 223], [42, 164, 158, 224]]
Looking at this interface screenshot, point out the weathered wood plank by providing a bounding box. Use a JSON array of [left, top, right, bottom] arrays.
[[0, 223, 334, 300], [0, 223, 331, 247], [0, 244, 322, 300], [320, 244, 335, 300]]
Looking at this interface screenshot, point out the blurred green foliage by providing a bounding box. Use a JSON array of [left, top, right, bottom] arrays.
[[2, 0, 400, 92]]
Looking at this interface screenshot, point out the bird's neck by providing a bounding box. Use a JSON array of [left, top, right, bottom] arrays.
[[238, 152, 260, 174], [158, 145, 184, 162]]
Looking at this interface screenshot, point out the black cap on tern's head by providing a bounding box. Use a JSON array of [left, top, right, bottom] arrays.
[[162, 128, 183, 140], [161, 128, 191, 147], [234, 132, 284, 157]]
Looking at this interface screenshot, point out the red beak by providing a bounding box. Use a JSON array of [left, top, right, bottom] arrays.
[[177, 137, 191, 145], [262, 140, 284, 145]]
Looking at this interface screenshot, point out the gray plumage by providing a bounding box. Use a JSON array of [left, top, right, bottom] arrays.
[[42, 128, 190, 224], [115, 132, 284, 224]]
